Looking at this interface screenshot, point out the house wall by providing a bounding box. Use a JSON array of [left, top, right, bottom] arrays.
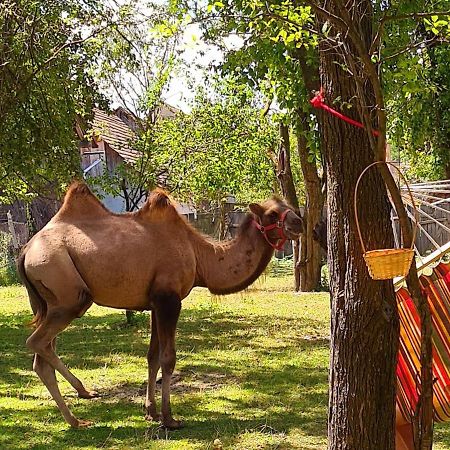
[[80, 141, 105, 177], [102, 193, 127, 213], [105, 143, 124, 174], [81, 141, 128, 213]]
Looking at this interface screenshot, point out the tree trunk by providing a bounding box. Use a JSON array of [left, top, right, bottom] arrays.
[[277, 119, 324, 292], [277, 123, 299, 210], [296, 113, 324, 292], [293, 238, 301, 289], [292, 43, 324, 292], [318, 2, 399, 449], [277, 123, 301, 288]]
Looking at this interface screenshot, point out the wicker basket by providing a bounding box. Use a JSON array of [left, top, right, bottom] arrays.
[[354, 161, 418, 280]]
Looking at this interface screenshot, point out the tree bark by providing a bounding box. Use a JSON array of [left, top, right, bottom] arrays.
[[296, 113, 324, 292], [318, 2, 399, 449], [277, 123, 299, 210], [292, 43, 325, 292], [276, 118, 324, 293], [277, 123, 302, 289]]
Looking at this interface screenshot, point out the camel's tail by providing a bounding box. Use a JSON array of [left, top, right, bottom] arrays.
[[16, 248, 47, 328]]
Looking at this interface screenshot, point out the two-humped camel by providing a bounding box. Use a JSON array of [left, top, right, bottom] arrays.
[[17, 182, 303, 429]]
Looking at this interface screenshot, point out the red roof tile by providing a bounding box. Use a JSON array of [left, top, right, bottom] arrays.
[[92, 108, 140, 163]]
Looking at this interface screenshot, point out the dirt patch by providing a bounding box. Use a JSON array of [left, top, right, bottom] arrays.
[[96, 370, 232, 403], [168, 370, 230, 394]]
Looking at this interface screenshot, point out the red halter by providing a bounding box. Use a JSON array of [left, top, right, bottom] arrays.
[[252, 209, 290, 251]]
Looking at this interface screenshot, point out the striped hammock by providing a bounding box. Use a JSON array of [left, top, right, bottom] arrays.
[[396, 262, 450, 422]]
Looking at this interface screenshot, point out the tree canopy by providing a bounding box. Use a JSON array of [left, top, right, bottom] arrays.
[[150, 81, 278, 204], [0, 0, 110, 201]]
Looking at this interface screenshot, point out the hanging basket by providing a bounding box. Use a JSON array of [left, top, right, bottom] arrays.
[[354, 161, 418, 280]]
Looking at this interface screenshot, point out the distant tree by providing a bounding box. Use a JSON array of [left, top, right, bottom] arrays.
[[180, 0, 325, 291], [0, 0, 112, 201], [84, 0, 186, 215], [151, 80, 278, 204], [0, 0, 182, 203]]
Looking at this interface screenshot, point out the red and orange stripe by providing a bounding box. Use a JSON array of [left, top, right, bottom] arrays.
[[396, 262, 450, 422]]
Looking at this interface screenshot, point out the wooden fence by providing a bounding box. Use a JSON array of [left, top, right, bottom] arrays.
[[393, 201, 450, 256]]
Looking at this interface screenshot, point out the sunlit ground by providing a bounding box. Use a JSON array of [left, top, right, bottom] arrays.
[[1, 271, 449, 449]]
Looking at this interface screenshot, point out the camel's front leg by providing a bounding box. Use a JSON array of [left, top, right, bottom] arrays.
[[154, 292, 183, 429], [145, 311, 161, 421]]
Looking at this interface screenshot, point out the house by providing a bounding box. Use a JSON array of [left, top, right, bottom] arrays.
[[76, 105, 196, 215]]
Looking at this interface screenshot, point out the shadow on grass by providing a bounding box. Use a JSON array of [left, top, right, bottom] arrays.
[[0, 374, 327, 450], [0, 310, 149, 388], [0, 306, 328, 384], [435, 423, 450, 448], [0, 303, 329, 449]]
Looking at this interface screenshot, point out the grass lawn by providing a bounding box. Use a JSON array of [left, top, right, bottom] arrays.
[[1, 272, 450, 449]]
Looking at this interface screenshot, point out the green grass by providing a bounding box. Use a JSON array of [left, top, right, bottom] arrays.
[[1, 276, 450, 449]]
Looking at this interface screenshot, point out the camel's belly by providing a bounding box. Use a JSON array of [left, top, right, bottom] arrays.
[[72, 248, 196, 308], [26, 221, 197, 307], [92, 290, 151, 310]]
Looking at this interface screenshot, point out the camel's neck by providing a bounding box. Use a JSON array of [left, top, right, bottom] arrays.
[[193, 218, 274, 295]]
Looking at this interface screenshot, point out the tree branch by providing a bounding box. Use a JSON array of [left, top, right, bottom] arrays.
[[371, 10, 450, 56]]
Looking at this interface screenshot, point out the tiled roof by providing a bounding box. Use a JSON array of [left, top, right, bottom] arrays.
[[90, 104, 179, 163], [92, 108, 140, 163]]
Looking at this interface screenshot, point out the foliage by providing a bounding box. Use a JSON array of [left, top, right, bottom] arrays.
[[150, 80, 278, 204], [0, 0, 183, 204], [320, 264, 329, 292], [204, 1, 315, 101], [91, 0, 184, 121], [80, 0, 185, 211], [382, 2, 450, 180], [188, 0, 322, 168], [182, 0, 450, 183], [0, 0, 111, 201], [0, 232, 19, 286], [87, 79, 277, 208]]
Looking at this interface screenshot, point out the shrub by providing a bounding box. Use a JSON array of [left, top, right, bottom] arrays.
[[320, 264, 330, 292], [0, 232, 20, 286]]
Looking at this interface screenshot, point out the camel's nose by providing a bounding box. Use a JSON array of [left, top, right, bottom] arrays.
[[287, 215, 304, 234]]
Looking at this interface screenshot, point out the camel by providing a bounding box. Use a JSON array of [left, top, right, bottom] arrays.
[[17, 181, 303, 429]]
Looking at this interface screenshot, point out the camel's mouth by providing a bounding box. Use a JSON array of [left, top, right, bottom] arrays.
[[284, 226, 302, 240], [282, 210, 304, 239]]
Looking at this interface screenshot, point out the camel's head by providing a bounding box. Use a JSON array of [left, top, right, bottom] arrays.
[[249, 197, 304, 249], [313, 219, 328, 252]]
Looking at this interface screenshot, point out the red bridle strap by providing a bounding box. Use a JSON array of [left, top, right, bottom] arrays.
[[252, 209, 290, 251]]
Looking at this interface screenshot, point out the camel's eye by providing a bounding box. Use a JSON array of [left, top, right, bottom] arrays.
[[269, 211, 278, 220]]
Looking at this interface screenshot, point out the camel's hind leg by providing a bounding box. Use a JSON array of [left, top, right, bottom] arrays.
[[32, 341, 91, 428], [26, 292, 96, 427], [28, 280, 97, 399], [144, 311, 160, 421], [27, 308, 97, 392]]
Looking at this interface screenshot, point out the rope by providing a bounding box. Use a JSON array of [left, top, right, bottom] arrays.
[[310, 88, 380, 137], [310, 88, 450, 260]]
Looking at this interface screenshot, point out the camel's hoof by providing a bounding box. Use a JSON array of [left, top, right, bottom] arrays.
[[78, 390, 100, 399], [162, 418, 184, 430], [145, 413, 161, 422], [71, 419, 93, 428]]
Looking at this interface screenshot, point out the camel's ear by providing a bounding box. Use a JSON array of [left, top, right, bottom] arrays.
[[249, 203, 265, 218]]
